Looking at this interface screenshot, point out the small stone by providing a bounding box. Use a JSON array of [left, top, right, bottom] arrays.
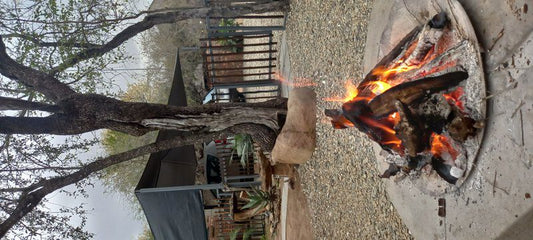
[[450, 166, 465, 178]]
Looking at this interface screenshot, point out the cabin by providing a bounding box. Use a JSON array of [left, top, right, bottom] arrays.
[[135, 51, 265, 240]]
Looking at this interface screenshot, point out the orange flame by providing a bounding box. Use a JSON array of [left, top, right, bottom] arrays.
[[372, 64, 418, 80], [326, 50, 462, 160], [366, 81, 393, 95], [323, 80, 371, 102], [430, 133, 459, 160], [359, 116, 396, 135], [443, 87, 464, 111], [388, 112, 400, 125]]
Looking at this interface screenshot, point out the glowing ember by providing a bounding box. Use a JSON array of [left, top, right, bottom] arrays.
[[430, 133, 459, 160], [274, 72, 317, 87], [389, 112, 400, 125], [443, 87, 464, 111]]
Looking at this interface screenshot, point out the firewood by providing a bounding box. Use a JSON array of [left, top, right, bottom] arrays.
[[394, 100, 428, 158], [368, 70, 468, 117], [431, 157, 458, 184], [402, 12, 448, 66]]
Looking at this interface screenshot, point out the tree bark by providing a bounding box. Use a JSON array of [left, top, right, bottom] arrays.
[[0, 96, 60, 112], [0, 95, 286, 136], [0, 37, 76, 102]]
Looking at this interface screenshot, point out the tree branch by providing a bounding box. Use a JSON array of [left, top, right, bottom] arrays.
[[0, 96, 61, 112], [50, 1, 289, 74], [0, 123, 274, 237], [0, 33, 101, 48], [0, 96, 287, 135], [0, 36, 75, 102]]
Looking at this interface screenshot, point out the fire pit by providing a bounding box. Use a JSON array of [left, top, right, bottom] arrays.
[[326, 8, 486, 195]]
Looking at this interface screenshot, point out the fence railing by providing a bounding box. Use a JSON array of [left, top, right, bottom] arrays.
[[211, 196, 266, 239], [201, 3, 285, 238], [201, 0, 286, 103]]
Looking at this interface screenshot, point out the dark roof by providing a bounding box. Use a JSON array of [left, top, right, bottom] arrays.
[[135, 50, 206, 240], [135, 50, 197, 190], [136, 189, 207, 240]]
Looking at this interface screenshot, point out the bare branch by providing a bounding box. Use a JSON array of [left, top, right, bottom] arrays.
[[0, 123, 274, 237], [0, 33, 101, 48], [50, 1, 289, 73], [0, 36, 76, 102]]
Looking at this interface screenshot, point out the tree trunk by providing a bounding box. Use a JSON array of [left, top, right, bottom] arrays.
[[0, 94, 286, 137], [0, 1, 291, 236]]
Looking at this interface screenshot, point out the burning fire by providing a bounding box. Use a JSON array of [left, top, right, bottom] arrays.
[[371, 63, 418, 82], [323, 60, 423, 151], [324, 11, 476, 183], [443, 87, 464, 111], [326, 57, 465, 159], [326, 60, 422, 103], [430, 133, 459, 160]]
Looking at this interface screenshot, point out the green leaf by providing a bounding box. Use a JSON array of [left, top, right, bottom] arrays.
[[242, 228, 254, 240], [229, 228, 241, 240]]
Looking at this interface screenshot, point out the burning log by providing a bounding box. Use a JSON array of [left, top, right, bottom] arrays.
[[324, 109, 353, 129], [324, 10, 484, 185], [394, 100, 428, 158], [368, 69, 468, 117], [403, 12, 448, 66], [432, 157, 458, 184]]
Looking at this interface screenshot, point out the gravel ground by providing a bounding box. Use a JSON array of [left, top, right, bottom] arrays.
[[283, 1, 413, 239]]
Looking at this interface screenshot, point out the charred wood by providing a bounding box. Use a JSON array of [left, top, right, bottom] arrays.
[[394, 100, 428, 158], [416, 94, 452, 133], [379, 164, 400, 179], [368, 70, 468, 117], [341, 100, 389, 144], [431, 157, 458, 184], [404, 12, 447, 66], [324, 109, 351, 129]]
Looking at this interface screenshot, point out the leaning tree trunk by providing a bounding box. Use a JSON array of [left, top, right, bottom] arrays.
[[0, 1, 290, 237], [0, 94, 286, 149]]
